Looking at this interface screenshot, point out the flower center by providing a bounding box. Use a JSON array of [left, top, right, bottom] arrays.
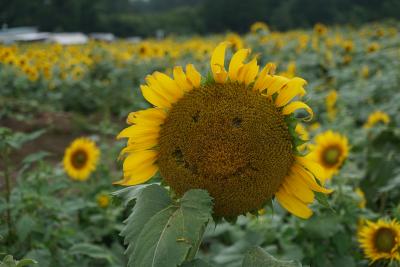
[[158, 82, 294, 217], [322, 146, 341, 167], [374, 228, 396, 253], [71, 149, 88, 169]]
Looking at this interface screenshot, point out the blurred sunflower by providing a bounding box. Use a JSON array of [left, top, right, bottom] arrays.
[[307, 131, 349, 179], [367, 42, 380, 53], [314, 23, 328, 36], [325, 90, 338, 121], [63, 137, 100, 181], [355, 188, 366, 209], [364, 111, 390, 128], [116, 42, 332, 218], [250, 21, 269, 33], [96, 193, 111, 208], [358, 219, 400, 263]]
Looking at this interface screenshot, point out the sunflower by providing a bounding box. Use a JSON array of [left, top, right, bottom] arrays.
[[116, 42, 332, 219], [250, 22, 269, 33], [364, 110, 390, 129], [355, 188, 366, 209], [325, 90, 338, 121], [314, 23, 328, 36], [63, 137, 100, 181], [358, 219, 400, 263], [96, 193, 111, 208], [307, 131, 349, 179], [367, 42, 380, 53]]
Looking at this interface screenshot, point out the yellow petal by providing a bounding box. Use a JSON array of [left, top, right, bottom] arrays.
[[253, 63, 277, 92], [282, 101, 313, 121], [296, 156, 328, 182], [275, 188, 313, 219], [127, 108, 166, 125], [117, 125, 160, 139], [244, 58, 259, 86], [228, 48, 250, 81], [145, 75, 176, 104], [123, 150, 158, 172], [211, 42, 229, 83], [267, 76, 290, 96], [140, 85, 171, 108], [152, 72, 183, 103], [115, 164, 158, 186], [173, 66, 192, 92], [275, 78, 307, 107], [293, 163, 333, 194], [186, 64, 202, 88], [283, 175, 314, 203]]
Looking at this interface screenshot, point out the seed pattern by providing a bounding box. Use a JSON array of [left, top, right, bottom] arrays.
[[158, 82, 294, 217]]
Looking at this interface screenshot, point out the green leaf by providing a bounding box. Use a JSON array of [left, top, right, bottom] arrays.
[[16, 259, 38, 267], [181, 259, 213, 267], [121, 184, 172, 260], [242, 247, 302, 267], [130, 189, 213, 267], [22, 151, 51, 165], [112, 184, 154, 206], [16, 215, 36, 242], [69, 243, 115, 264], [314, 192, 331, 208]]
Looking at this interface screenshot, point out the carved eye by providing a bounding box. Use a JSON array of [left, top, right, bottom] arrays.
[[232, 117, 242, 127]]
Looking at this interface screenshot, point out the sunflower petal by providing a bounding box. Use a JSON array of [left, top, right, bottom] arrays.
[[122, 150, 158, 172], [282, 101, 314, 121], [275, 188, 313, 219], [114, 164, 158, 186], [275, 77, 307, 107], [211, 42, 229, 83], [186, 64, 202, 88], [244, 58, 259, 86], [173, 66, 193, 92], [228, 48, 250, 81], [140, 85, 171, 108], [296, 156, 328, 182]]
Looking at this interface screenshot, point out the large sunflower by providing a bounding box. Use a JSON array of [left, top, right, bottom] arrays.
[[116, 42, 332, 218], [358, 219, 400, 263], [307, 130, 349, 179], [63, 137, 100, 181]]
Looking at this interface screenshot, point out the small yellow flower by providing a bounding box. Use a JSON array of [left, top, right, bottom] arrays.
[[358, 219, 400, 263], [314, 23, 328, 36], [96, 193, 111, 208], [364, 111, 390, 129], [366, 42, 380, 53], [342, 55, 352, 65], [342, 40, 354, 53], [361, 66, 369, 78], [250, 21, 269, 33], [355, 188, 366, 209], [63, 137, 100, 181], [325, 90, 338, 121], [309, 122, 321, 132], [307, 131, 349, 179]]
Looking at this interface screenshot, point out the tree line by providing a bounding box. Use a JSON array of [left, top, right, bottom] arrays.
[[1, 0, 399, 36]]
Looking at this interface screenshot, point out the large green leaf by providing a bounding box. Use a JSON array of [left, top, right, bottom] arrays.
[[128, 189, 213, 267], [242, 247, 302, 267], [121, 184, 172, 261]]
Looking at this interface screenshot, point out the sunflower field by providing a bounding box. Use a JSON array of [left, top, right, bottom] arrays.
[[1, 22, 400, 267]]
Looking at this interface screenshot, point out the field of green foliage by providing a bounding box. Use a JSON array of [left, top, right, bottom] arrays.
[[1, 22, 400, 267]]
